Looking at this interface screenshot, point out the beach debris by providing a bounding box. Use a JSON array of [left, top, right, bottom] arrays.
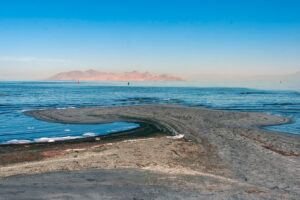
[[166, 134, 184, 140]]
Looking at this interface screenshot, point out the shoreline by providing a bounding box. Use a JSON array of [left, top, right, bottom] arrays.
[[1, 104, 299, 199], [0, 120, 170, 166]]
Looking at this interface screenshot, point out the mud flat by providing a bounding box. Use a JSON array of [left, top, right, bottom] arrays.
[[0, 105, 299, 200]]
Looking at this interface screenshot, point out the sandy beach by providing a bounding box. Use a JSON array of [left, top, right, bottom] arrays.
[[0, 104, 299, 199]]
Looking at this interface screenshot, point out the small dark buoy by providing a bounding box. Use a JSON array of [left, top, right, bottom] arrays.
[[128, 82, 130, 86]]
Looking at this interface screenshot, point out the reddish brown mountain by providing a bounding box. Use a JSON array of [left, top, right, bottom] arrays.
[[46, 70, 185, 81]]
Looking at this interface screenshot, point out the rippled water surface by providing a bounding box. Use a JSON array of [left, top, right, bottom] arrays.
[[0, 81, 299, 144]]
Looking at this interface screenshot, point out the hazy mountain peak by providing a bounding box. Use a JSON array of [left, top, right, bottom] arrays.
[[46, 70, 185, 81]]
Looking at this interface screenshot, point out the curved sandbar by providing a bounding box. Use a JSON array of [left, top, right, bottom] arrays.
[[1, 105, 300, 199], [25, 104, 298, 155]]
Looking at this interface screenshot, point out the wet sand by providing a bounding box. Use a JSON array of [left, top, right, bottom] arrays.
[[0, 105, 299, 199]]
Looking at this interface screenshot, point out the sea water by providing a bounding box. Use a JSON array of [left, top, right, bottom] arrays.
[[0, 81, 299, 144]]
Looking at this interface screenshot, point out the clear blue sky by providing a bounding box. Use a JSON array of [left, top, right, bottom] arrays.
[[0, 0, 299, 80]]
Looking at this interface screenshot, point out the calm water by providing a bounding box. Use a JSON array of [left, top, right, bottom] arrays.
[[0, 81, 299, 144]]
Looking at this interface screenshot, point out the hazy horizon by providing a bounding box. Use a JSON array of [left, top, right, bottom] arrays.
[[0, 68, 299, 82], [0, 0, 299, 81]]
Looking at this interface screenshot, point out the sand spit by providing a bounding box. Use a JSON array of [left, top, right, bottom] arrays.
[[1, 105, 299, 199]]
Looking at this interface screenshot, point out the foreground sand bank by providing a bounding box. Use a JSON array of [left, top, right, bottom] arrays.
[[1, 105, 299, 199]]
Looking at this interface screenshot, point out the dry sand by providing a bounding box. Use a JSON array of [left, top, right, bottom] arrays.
[[0, 105, 299, 199]]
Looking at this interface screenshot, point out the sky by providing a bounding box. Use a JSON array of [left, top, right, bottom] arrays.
[[0, 0, 299, 81]]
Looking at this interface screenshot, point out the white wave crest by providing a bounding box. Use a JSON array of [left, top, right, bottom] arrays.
[[83, 132, 96, 137], [34, 136, 82, 143], [5, 139, 31, 144]]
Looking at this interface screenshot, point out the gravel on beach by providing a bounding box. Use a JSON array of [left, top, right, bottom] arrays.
[[0, 105, 299, 200]]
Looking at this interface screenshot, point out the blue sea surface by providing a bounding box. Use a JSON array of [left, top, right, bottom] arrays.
[[0, 81, 299, 144]]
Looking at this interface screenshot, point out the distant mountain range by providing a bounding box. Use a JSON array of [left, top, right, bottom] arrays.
[[46, 69, 185, 81]]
